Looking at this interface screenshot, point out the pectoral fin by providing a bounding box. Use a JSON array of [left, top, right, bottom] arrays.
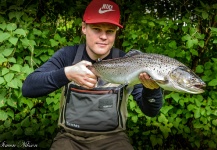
[[153, 79, 169, 85]]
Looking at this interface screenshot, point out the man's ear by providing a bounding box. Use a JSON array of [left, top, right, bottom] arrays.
[[82, 22, 87, 35]]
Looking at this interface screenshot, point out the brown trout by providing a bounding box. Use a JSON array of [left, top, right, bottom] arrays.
[[88, 50, 206, 94]]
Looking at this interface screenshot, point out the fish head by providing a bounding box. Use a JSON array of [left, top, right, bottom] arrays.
[[165, 66, 206, 94]]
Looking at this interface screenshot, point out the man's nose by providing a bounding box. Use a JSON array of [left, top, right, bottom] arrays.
[[99, 31, 107, 40]]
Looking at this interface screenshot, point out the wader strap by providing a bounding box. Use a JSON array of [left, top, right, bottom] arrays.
[[73, 44, 85, 64], [112, 47, 120, 58]]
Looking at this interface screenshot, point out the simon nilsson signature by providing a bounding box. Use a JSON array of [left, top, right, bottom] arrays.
[[0, 141, 38, 148]]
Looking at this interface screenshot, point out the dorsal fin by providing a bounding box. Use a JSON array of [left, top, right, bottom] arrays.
[[124, 49, 143, 57]]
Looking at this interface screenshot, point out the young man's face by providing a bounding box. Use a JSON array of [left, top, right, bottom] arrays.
[[82, 22, 118, 60]]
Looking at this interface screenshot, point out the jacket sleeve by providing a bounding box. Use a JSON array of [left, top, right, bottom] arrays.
[[22, 46, 75, 98], [131, 84, 163, 117]]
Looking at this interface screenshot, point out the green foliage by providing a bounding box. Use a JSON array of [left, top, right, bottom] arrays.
[[0, 0, 82, 148], [0, 0, 216, 149], [124, 1, 217, 149]]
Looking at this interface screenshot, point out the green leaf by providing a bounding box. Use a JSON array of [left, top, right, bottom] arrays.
[[26, 100, 34, 109], [169, 41, 177, 49], [122, 41, 130, 47], [10, 64, 21, 72], [4, 73, 14, 82], [182, 26, 189, 33], [6, 23, 17, 31], [0, 96, 6, 108], [208, 79, 217, 86], [190, 28, 197, 36], [0, 32, 11, 42], [131, 115, 138, 123], [13, 127, 23, 135], [194, 108, 200, 118], [159, 126, 171, 138], [198, 40, 204, 48], [150, 135, 163, 147], [8, 37, 18, 45], [8, 11, 16, 20], [160, 105, 173, 114], [194, 121, 203, 128], [202, 11, 208, 19], [210, 27, 217, 32], [158, 113, 168, 123], [25, 127, 34, 135], [186, 40, 194, 48], [150, 135, 158, 147], [187, 104, 196, 111], [195, 140, 200, 148], [0, 110, 8, 120], [200, 116, 207, 124], [22, 64, 33, 74], [212, 120, 217, 126], [7, 98, 17, 108], [0, 23, 6, 30], [30, 108, 35, 116], [33, 28, 42, 36], [129, 100, 136, 110], [50, 39, 59, 47], [8, 57, 16, 63], [208, 140, 216, 148], [2, 68, 9, 75], [171, 93, 180, 103], [54, 103, 59, 111], [7, 78, 18, 88], [28, 40, 36, 51], [7, 109, 14, 119], [195, 65, 204, 73], [190, 49, 198, 56], [42, 118, 50, 126], [4, 119, 11, 128], [182, 34, 191, 41], [2, 48, 14, 57], [21, 116, 30, 127], [148, 22, 155, 27], [20, 37, 29, 47], [0, 54, 7, 64], [0, 77, 4, 85], [47, 126, 56, 134], [46, 97, 53, 105], [184, 126, 190, 133], [14, 28, 26, 36], [40, 54, 49, 62]]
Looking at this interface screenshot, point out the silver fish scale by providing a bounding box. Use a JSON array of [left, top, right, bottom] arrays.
[[92, 53, 185, 85]]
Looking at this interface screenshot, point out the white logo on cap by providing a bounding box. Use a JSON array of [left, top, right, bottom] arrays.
[[98, 4, 115, 14]]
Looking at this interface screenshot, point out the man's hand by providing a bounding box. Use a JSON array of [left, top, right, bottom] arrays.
[[64, 60, 97, 89], [139, 72, 159, 89]]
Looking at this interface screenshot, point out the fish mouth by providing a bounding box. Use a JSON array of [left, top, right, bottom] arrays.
[[192, 83, 206, 93]]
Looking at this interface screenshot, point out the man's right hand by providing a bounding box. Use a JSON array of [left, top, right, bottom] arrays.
[[64, 60, 97, 89]]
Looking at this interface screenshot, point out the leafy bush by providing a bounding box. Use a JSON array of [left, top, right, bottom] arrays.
[[0, 0, 216, 149], [124, 2, 217, 149], [0, 1, 80, 148]]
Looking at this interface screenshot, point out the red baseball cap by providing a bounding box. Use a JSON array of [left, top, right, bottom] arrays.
[[83, 0, 123, 28]]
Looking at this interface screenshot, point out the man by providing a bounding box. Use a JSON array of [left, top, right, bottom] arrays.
[[22, 0, 163, 149]]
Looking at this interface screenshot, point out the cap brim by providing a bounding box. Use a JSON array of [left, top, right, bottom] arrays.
[[85, 19, 123, 28]]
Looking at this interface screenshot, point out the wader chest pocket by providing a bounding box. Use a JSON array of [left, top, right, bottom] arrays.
[[64, 84, 122, 132]]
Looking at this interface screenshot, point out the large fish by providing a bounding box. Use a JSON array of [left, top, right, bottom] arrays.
[[88, 50, 206, 94]]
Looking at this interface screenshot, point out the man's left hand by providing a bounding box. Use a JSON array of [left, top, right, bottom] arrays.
[[139, 72, 159, 89]]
